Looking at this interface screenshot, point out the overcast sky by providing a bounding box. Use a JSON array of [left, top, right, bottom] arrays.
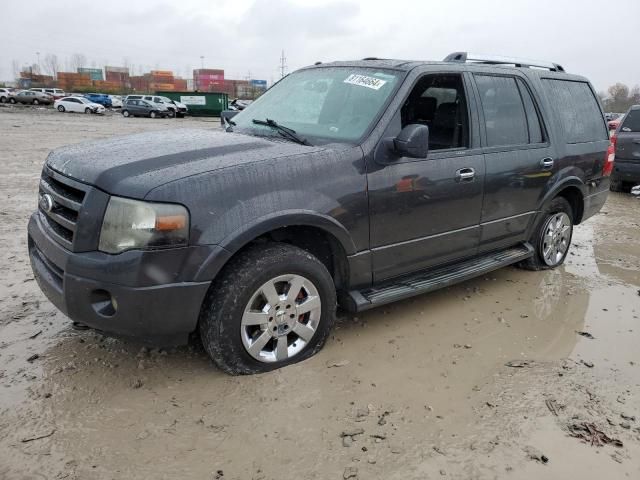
[[2, 0, 638, 91]]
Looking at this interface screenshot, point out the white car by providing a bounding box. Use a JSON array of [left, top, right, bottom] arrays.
[[108, 95, 123, 108], [54, 96, 105, 114]]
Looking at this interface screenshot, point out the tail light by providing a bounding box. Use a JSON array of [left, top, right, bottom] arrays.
[[603, 134, 616, 177]]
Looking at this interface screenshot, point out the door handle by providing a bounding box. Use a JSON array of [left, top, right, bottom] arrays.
[[540, 157, 554, 170], [455, 167, 475, 181]]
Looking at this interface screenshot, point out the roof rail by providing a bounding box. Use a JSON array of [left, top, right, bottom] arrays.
[[444, 52, 565, 72]]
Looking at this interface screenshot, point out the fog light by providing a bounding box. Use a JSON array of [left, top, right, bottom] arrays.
[[90, 289, 117, 317]]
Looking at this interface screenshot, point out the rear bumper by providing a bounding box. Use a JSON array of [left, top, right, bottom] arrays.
[[28, 212, 212, 346], [612, 161, 640, 183]]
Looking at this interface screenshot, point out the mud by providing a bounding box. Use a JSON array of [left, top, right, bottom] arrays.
[[1, 109, 639, 479]]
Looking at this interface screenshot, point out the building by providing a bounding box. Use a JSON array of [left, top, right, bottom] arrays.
[[78, 67, 104, 81]]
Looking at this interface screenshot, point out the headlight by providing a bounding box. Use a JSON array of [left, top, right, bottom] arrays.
[[98, 197, 189, 254]]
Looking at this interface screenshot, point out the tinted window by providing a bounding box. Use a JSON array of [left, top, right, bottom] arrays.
[[621, 110, 640, 132], [541, 79, 607, 143], [517, 79, 544, 143], [475, 75, 528, 147]]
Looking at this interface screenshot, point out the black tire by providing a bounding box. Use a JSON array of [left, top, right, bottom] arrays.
[[519, 197, 574, 271], [9, 98, 16, 104], [150, 111, 157, 118], [0, 96, 6, 103], [84, 107, 91, 114], [33, 99, 39, 105], [610, 178, 623, 192], [57, 105, 65, 112], [199, 243, 337, 375], [122, 110, 130, 117]]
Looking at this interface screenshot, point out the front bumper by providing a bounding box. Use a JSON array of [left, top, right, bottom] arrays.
[[28, 212, 212, 346], [612, 161, 640, 183]]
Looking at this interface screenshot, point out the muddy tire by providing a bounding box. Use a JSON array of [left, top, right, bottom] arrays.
[[199, 243, 336, 375], [519, 197, 574, 271], [610, 178, 623, 192]]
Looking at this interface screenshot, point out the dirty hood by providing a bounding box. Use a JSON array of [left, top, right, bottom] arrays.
[[46, 128, 322, 198]]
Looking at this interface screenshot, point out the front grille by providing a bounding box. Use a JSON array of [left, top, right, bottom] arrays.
[[39, 168, 87, 250]]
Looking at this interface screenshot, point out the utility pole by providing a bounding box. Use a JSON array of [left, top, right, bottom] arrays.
[[279, 50, 287, 78]]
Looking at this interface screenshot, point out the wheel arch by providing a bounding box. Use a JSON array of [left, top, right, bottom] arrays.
[[540, 177, 586, 224], [194, 211, 356, 290]]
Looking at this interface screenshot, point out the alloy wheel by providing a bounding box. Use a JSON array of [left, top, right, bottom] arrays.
[[541, 212, 572, 266], [240, 274, 321, 363]]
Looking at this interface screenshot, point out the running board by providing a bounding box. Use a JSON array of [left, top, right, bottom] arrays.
[[344, 243, 534, 312]]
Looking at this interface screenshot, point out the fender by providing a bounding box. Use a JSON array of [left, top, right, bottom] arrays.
[[525, 174, 586, 239], [194, 210, 357, 282]]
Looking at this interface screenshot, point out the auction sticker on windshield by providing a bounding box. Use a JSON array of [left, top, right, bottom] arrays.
[[344, 74, 387, 90]]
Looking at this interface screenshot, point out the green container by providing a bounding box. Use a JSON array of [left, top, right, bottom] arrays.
[[156, 91, 228, 117]]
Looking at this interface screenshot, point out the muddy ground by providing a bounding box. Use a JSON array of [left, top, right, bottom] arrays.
[[1, 106, 639, 480]]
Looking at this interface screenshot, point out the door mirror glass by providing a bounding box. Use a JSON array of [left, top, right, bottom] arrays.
[[394, 124, 429, 158]]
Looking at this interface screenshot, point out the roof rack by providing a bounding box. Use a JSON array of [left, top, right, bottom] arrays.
[[444, 52, 565, 72]]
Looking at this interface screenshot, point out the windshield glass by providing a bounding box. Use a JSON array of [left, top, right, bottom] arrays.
[[231, 67, 402, 144]]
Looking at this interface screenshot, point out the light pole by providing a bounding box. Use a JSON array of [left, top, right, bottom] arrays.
[[36, 51, 40, 74]]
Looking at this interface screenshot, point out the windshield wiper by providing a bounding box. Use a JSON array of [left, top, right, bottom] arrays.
[[251, 118, 311, 146]]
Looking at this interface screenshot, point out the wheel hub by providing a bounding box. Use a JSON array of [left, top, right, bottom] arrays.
[[240, 274, 321, 363]]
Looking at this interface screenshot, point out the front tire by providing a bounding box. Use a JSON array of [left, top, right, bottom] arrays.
[[0, 96, 6, 103], [9, 98, 16, 104], [84, 107, 91, 114], [149, 111, 157, 118], [122, 110, 130, 117], [199, 243, 336, 375], [33, 99, 39, 105], [519, 197, 574, 271], [57, 105, 65, 112]]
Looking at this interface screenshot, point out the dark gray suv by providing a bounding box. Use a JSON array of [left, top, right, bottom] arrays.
[[28, 52, 612, 374], [611, 105, 640, 191]]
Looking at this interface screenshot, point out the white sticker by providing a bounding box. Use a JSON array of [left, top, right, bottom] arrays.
[[343, 74, 387, 90], [180, 95, 206, 105]]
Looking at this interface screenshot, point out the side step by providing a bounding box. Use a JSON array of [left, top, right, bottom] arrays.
[[345, 243, 534, 312]]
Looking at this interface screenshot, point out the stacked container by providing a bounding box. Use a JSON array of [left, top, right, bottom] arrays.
[[193, 69, 224, 92]]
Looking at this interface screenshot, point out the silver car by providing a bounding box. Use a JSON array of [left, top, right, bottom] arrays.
[[12, 90, 53, 105]]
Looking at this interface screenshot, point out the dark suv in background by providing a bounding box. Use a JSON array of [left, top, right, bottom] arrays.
[[611, 105, 640, 191], [28, 52, 612, 375]]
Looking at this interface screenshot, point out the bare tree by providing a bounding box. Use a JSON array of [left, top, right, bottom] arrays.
[[11, 59, 21, 79], [69, 53, 87, 72], [42, 54, 60, 78]]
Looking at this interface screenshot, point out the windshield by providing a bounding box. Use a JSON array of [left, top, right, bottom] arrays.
[[231, 67, 402, 144]]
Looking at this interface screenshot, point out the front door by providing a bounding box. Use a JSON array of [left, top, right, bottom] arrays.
[[367, 72, 485, 282]]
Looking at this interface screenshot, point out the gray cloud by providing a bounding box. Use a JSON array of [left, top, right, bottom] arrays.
[[1, 0, 638, 90]]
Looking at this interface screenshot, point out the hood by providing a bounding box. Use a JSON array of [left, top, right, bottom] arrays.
[[46, 128, 324, 198]]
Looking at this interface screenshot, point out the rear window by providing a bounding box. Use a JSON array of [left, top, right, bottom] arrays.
[[541, 79, 607, 143], [621, 110, 640, 132]]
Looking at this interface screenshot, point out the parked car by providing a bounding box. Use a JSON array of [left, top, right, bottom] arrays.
[[30, 88, 66, 100], [12, 90, 53, 105], [54, 96, 105, 114], [0, 87, 18, 103], [28, 52, 611, 374], [124, 95, 187, 117], [108, 95, 123, 108], [120, 98, 168, 118], [83, 93, 112, 108], [610, 105, 640, 191]]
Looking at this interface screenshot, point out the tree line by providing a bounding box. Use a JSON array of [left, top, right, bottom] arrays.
[[598, 83, 640, 114]]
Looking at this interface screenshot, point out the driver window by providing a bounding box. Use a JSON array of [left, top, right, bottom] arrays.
[[401, 74, 469, 150]]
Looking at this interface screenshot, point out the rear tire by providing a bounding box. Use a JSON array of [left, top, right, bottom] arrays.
[[57, 105, 65, 112], [199, 243, 336, 375], [519, 197, 574, 271], [0, 96, 6, 103], [9, 98, 16, 104], [610, 179, 623, 192]]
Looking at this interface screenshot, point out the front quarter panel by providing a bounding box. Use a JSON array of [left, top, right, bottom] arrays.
[[144, 144, 368, 261]]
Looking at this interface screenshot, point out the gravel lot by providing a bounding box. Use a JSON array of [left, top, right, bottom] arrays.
[[1, 106, 640, 479]]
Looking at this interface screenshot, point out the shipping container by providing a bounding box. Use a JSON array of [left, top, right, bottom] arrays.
[[156, 91, 228, 117], [78, 67, 104, 81]]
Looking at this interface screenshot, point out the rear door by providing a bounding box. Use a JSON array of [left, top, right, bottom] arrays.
[[615, 109, 640, 179], [472, 73, 555, 253]]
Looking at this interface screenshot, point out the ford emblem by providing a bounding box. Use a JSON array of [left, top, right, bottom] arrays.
[[39, 193, 54, 212]]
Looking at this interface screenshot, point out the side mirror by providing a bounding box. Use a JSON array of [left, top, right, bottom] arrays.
[[394, 124, 429, 159]]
